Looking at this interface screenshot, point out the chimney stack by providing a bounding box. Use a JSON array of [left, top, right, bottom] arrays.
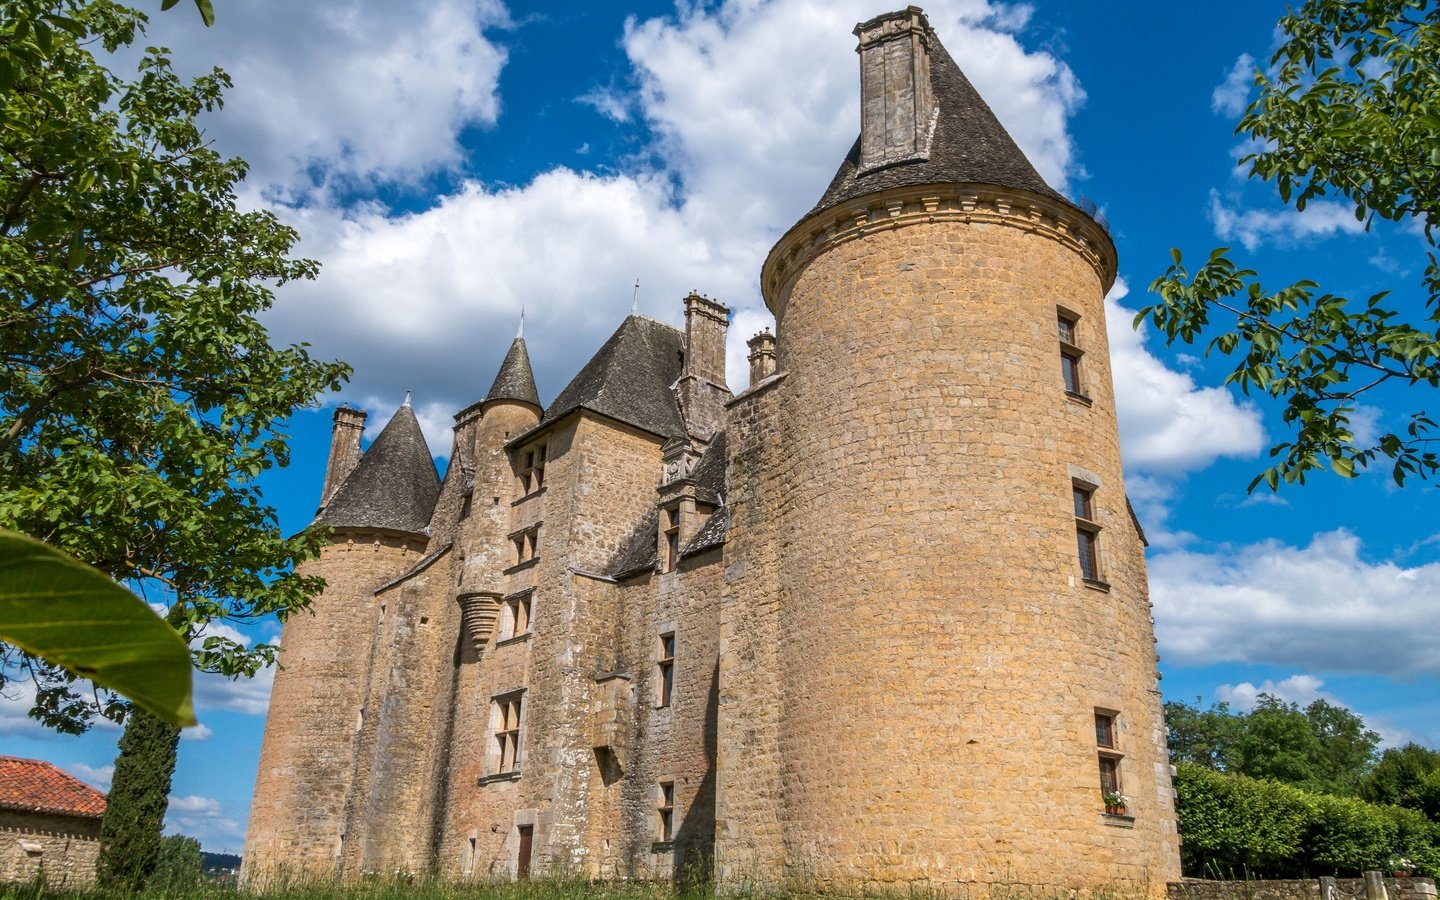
[[854, 6, 936, 172], [747, 329, 777, 384], [320, 406, 367, 510], [677, 292, 732, 437]]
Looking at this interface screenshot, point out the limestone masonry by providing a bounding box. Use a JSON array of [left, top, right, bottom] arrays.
[[244, 8, 1181, 892]]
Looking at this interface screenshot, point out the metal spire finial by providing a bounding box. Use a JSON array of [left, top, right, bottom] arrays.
[[632, 279, 640, 314], [517, 306, 525, 339], [402, 390, 412, 408]]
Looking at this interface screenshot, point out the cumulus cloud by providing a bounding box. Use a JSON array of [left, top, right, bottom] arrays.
[[1150, 529, 1440, 679], [1212, 53, 1255, 117], [167, 794, 246, 850], [194, 665, 274, 717], [1215, 674, 1331, 710], [1210, 189, 1367, 251], [1107, 280, 1267, 474], [175, 0, 1089, 442], [138, 0, 511, 197], [69, 763, 115, 791]]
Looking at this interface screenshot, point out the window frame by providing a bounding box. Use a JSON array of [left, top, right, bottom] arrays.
[[657, 632, 676, 708], [1095, 709, 1126, 813], [1072, 482, 1105, 588], [518, 441, 547, 495], [491, 691, 525, 776], [1058, 308, 1089, 403], [657, 780, 675, 842]]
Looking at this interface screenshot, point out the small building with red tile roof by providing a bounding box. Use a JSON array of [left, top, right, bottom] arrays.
[[0, 756, 106, 886]]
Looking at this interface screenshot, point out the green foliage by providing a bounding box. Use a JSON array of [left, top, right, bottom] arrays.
[[151, 835, 205, 890], [0, 0, 348, 733], [1361, 743, 1440, 818], [1164, 694, 1380, 797], [1138, 0, 1440, 491], [97, 709, 181, 890], [1174, 762, 1440, 878], [0, 528, 194, 726]]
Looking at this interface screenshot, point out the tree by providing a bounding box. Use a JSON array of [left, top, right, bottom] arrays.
[[1139, 0, 1440, 491], [1304, 698, 1382, 796], [1165, 697, 1242, 770], [0, 0, 348, 886], [1361, 743, 1440, 817], [151, 834, 205, 889]]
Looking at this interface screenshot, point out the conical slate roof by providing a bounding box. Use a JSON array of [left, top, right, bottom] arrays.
[[538, 315, 686, 439], [317, 402, 440, 535], [486, 336, 541, 408], [810, 27, 1064, 216]]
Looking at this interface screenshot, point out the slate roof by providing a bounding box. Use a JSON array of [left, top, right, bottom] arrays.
[[317, 403, 440, 535], [690, 431, 727, 506], [0, 756, 106, 818], [609, 507, 660, 580], [486, 337, 541, 408], [608, 431, 730, 578], [810, 26, 1064, 216], [684, 508, 728, 556], [538, 315, 686, 440]]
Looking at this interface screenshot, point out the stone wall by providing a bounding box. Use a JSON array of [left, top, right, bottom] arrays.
[[735, 182, 1178, 892], [0, 810, 99, 887], [244, 529, 426, 881], [1169, 875, 1438, 900]]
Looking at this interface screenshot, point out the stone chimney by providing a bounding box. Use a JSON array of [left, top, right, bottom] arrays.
[[677, 292, 731, 437], [320, 406, 366, 510], [854, 6, 936, 172], [683, 291, 729, 386], [747, 329, 777, 384]]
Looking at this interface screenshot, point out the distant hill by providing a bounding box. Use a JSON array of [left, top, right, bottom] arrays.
[[202, 851, 241, 873]]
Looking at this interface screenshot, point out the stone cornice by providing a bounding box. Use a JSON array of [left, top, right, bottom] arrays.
[[761, 184, 1117, 317]]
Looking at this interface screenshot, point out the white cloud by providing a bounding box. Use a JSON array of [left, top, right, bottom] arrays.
[[1211, 189, 1367, 251], [166, 794, 246, 850], [181, 723, 214, 742], [234, 0, 1087, 438], [1215, 674, 1330, 710], [69, 762, 115, 791], [135, 0, 511, 196], [1123, 473, 1194, 550], [1211, 53, 1255, 117], [193, 664, 274, 717], [1150, 529, 1440, 679], [1107, 280, 1267, 474]]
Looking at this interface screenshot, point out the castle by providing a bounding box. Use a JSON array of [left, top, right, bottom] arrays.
[[244, 8, 1181, 891]]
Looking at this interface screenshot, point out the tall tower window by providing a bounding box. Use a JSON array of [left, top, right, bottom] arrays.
[[502, 591, 532, 640], [1058, 310, 1086, 400], [492, 692, 524, 775], [1095, 710, 1126, 813], [519, 441, 547, 494], [657, 781, 675, 842], [1073, 483, 1103, 584], [661, 507, 681, 573], [657, 632, 676, 708]]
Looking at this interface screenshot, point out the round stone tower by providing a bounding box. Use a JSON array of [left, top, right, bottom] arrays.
[[755, 8, 1179, 892]]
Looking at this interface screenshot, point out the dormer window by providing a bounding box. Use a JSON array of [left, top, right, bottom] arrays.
[[661, 506, 681, 573]]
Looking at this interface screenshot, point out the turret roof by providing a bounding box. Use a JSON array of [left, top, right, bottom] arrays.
[[316, 402, 440, 535], [538, 315, 686, 440], [486, 336, 541, 408], [810, 26, 1063, 216]]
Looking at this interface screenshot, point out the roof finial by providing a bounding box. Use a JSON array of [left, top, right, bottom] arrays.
[[402, 390, 412, 408], [517, 305, 525, 339], [632, 279, 640, 314]]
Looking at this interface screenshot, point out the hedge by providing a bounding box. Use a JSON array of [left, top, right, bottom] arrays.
[[1174, 762, 1440, 879]]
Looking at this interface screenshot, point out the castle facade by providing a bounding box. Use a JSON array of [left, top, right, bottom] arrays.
[[244, 8, 1181, 892]]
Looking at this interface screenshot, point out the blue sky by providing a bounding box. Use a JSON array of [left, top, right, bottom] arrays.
[[3, 0, 1437, 853]]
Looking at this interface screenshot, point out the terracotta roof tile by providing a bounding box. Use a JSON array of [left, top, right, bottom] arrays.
[[0, 756, 106, 818]]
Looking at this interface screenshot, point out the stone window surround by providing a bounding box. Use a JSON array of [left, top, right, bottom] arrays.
[[1070, 474, 1109, 592], [656, 631, 676, 708], [655, 778, 677, 845], [498, 588, 535, 643], [1058, 305, 1091, 406], [517, 440, 547, 496], [485, 689, 526, 780]]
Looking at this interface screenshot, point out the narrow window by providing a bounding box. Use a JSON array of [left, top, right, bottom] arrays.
[[535, 443, 546, 489], [518, 442, 547, 495], [1096, 710, 1125, 812], [460, 490, 473, 520], [657, 781, 675, 842], [662, 507, 681, 572], [1058, 311, 1085, 398], [494, 694, 523, 774], [513, 535, 526, 566], [657, 632, 675, 708], [1073, 484, 1101, 583]]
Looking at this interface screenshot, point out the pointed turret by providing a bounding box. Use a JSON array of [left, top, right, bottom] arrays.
[[537, 314, 686, 440], [810, 7, 1064, 217], [317, 402, 441, 536], [485, 334, 541, 409]]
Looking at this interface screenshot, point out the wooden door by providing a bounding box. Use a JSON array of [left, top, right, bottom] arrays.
[[516, 825, 533, 879]]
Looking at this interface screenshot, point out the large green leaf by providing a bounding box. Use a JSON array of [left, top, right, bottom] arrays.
[[0, 529, 196, 727]]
